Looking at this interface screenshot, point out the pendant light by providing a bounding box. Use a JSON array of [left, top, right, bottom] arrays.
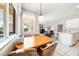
[[38, 3, 44, 23]]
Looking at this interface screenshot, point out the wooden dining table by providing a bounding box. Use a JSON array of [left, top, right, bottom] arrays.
[[16, 35, 54, 49]]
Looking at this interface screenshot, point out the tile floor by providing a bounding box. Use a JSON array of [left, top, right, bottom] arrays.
[[53, 42, 79, 56]]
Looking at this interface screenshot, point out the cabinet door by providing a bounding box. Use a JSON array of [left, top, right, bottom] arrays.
[[71, 33, 77, 45], [59, 33, 72, 46]]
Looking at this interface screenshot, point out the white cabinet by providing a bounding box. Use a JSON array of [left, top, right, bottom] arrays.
[[66, 18, 79, 28], [59, 33, 77, 46]]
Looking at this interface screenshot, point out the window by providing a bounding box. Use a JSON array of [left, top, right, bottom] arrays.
[[0, 4, 5, 39], [23, 14, 34, 33], [0, 12, 4, 39], [0, 3, 16, 40], [24, 24, 29, 32], [9, 3, 15, 35]]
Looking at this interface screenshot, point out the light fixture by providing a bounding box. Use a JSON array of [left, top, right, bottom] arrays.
[[39, 3, 42, 16], [38, 3, 44, 23]]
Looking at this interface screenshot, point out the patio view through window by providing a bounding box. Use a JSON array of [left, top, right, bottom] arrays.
[[0, 4, 5, 40], [0, 12, 4, 39], [24, 24, 29, 32]]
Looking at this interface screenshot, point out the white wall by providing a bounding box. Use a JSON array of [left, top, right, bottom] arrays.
[[34, 16, 39, 33]]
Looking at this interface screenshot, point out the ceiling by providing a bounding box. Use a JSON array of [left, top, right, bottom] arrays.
[[22, 3, 79, 24]]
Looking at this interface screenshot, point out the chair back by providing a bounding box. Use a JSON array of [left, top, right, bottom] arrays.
[[8, 48, 38, 56], [39, 42, 57, 56]]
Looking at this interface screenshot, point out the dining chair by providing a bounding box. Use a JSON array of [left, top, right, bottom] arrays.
[[8, 48, 38, 56], [37, 42, 57, 56]]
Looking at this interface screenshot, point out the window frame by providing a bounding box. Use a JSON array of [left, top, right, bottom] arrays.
[[9, 3, 16, 35]]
